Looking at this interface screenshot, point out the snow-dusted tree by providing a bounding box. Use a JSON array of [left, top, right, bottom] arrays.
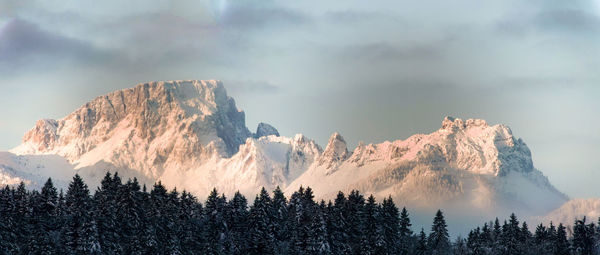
[[554, 223, 570, 255], [428, 209, 450, 254], [502, 213, 522, 255], [203, 188, 229, 254], [248, 187, 274, 254], [467, 227, 483, 255], [119, 178, 146, 254], [226, 191, 248, 254], [572, 216, 596, 255], [380, 196, 401, 254], [307, 201, 331, 255], [94, 172, 122, 253], [328, 192, 351, 254], [271, 187, 290, 254], [398, 206, 413, 255], [0, 185, 18, 253], [415, 228, 428, 255], [453, 236, 468, 255], [61, 174, 102, 254], [31, 178, 60, 254], [346, 190, 365, 254], [361, 195, 385, 255]]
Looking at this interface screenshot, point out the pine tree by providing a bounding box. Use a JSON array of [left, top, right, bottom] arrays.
[[346, 190, 365, 254], [119, 178, 146, 254], [554, 223, 569, 255], [502, 213, 522, 255], [271, 187, 290, 254], [203, 188, 229, 254], [399, 206, 413, 255], [307, 201, 331, 255], [416, 228, 428, 255], [520, 221, 532, 252], [0, 185, 18, 254], [492, 217, 502, 250], [94, 172, 122, 254], [361, 195, 384, 255], [534, 223, 549, 254], [328, 192, 351, 254], [428, 209, 450, 254], [248, 187, 274, 255], [32, 178, 60, 254], [573, 216, 595, 255], [381, 196, 401, 254], [480, 222, 493, 252], [453, 236, 468, 255], [13, 182, 30, 252], [467, 227, 483, 255], [61, 174, 102, 254]]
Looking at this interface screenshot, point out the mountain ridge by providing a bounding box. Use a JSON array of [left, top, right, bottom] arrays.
[[0, 80, 570, 231]]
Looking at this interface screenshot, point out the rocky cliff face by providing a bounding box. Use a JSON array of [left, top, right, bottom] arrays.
[[12, 80, 251, 178]]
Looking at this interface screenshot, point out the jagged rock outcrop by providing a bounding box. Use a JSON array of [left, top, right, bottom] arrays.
[[12, 80, 252, 178], [255, 122, 280, 138], [318, 132, 349, 171]]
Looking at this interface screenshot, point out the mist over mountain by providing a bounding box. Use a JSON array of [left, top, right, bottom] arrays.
[[0, 80, 577, 233]]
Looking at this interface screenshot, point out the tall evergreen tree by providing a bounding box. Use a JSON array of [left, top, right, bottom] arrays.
[[572, 216, 595, 255], [554, 223, 569, 255], [502, 213, 522, 255], [398, 206, 413, 255], [228, 191, 249, 254], [307, 201, 331, 255], [361, 195, 384, 255], [428, 209, 450, 254], [271, 187, 290, 254], [61, 174, 101, 254], [248, 187, 274, 255], [346, 190, 365, 255], [416, 228, 428, 255], [94, 172, 122, 254], [328, 191, 351, 254], [381, 196, 401, 254], [32, 178, 60, 254]]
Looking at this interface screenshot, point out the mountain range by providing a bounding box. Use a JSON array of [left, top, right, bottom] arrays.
[[0, 80, 590, 232]]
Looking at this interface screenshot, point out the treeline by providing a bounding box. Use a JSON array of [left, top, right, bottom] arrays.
[[0, 173, 598, 255]]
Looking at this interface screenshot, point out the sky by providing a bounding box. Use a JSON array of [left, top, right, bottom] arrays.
[[0, 0, 599, 198]]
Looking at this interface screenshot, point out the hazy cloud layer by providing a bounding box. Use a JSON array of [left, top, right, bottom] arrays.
[[0, 0, 599, 198]]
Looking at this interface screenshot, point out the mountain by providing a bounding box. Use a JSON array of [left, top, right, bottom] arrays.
[[532, 198, 600, 229], [0, 80, 569, 231]]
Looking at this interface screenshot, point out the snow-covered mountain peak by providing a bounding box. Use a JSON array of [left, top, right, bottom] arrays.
[[12, 80, 252, 178], [441, 116, 490, 130], [318, 132, 349, 171]]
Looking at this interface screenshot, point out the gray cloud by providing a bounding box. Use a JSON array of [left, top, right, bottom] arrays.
[[225, 80, 281, 94], [536, 9, 600, 32], [0, 19, 110, 74]]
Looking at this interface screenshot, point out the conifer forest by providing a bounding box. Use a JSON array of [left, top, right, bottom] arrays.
[[0, 172, 599, 255]]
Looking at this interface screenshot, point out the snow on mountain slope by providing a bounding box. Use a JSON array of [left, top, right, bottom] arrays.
[[286, 117, 567, 220], [1, 80, 569, 227], [12, 80, 251, 180], [532, 198, 600, 227]]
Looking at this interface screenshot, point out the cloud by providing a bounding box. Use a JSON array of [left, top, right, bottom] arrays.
[[215, 1, 309, 30], [336, 42, 442, 63], [535, 9, 600, 33], [225, 80, 281, 94], [0, 19, 110, 74]]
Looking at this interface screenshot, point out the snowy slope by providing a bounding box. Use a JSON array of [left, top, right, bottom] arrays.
[[532, 198, 600, 227], [1, 80, 570, 228], [285, 117, 567, 219]]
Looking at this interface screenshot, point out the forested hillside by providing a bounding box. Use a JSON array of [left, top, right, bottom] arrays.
[[0, 173, 597, 254]]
